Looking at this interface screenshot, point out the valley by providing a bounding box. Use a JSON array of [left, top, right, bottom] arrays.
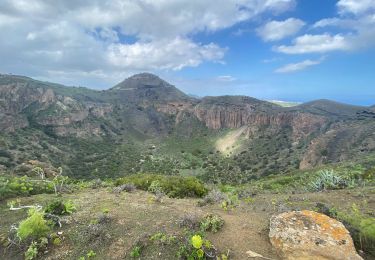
[[0, 73, 374, 259]]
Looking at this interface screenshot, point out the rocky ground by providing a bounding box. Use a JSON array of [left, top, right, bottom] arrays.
[[1, 186, 374, 259]]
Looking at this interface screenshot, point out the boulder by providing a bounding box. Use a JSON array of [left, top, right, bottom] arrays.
[[269, 210, 362, 260]]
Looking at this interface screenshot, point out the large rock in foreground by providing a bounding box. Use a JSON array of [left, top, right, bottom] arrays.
[[269, 210, 362, 260]]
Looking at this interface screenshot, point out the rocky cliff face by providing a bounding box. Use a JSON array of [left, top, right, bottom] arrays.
[[1, 73, 374, 175], [0, 75, 114, 137], [0, 80, 54, 132]]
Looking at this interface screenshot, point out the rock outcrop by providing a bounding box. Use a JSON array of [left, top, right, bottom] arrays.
[[269, 210, 362, 260]]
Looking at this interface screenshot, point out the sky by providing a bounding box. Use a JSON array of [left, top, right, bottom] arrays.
[[0, 0, 374, 105]]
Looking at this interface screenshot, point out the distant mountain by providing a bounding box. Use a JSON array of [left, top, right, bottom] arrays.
[[112, 73, 173, 90], [1, 73, 374, 180], [188, 93, 201, 99], [291, 99, 366, 118], [269, 100, 301, 107], [110, 73, 191, 103]]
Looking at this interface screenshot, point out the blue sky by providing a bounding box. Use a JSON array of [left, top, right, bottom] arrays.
[[0, 0, 374, 105]]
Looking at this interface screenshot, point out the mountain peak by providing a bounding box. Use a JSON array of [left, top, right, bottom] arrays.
[[112, 72, 173, 90]]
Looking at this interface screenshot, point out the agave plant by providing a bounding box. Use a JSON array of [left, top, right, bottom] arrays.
[[309, 170, 348, 192]]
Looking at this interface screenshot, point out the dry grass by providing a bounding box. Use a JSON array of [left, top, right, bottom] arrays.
[[1, 187, 374, 259]]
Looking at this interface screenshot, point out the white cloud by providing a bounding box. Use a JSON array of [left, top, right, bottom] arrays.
[[217, 75, 236, 82], [107, 37, 226, 71], [275, 34, 350, 54], [277, 0, 375, 56], [337, 0, 375, 15], [0, 0, 296, 86], [257, 18, 305, 41], [313, 18, 349, 28], [310, 2, 375, 53], [275, 57, 325, 73]]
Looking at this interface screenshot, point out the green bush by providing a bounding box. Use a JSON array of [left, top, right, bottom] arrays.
[[23, 237, 49, 260], [25, 241, 38, 260], [150, 232, 176, 245], [130, 246, 142, 258], [177, 233, 218, 260], [0, 176, 55, 201], [338, 204, 375, 256], [148, 180, 163, 194], [45, 199, 76, 215], [115, 174, 207, 198], [200, 214, 224, 233], [17, 208, 51, 241]]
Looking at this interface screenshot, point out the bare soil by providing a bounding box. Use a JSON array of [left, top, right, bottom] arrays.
[[0, 186, 374, 260]]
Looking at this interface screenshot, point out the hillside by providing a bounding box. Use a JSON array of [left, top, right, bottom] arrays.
[[0, 73, 375, 260], [0, 73, 375, 181], [291, 99, 367, 118]]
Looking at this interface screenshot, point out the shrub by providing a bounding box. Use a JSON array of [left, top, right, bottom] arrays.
[[90, 179, 103, 189], [148, 180, 163, 194], [0, 175, 55, 201], [310, 170, 348, 191], [340, 204, 375, 256], [53, 237, 61, 245], [115, 174, 207, 198], [191, 235, 203, 249], [75, 222, 111, 247], [130, 246, 142, 258], [177, 233, 217, 260], [149, 232, 176, 245], [179, 213, 201, 230], [200, 214, 224, 233], [221, 193, 240, 211], [17, 208, 51, 241], [45, 200, 76, 215], [113, 183, 136, 193], [87, 250, 96, 258], [25, 241, 38, 260], [197, 190, 226, 206], [97, 212, 112, 224]]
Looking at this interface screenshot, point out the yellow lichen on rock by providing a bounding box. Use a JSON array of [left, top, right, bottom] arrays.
[[269, 210, 363, 260]]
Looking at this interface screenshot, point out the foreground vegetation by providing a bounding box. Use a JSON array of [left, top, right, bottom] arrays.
[[1, 155, 374, 259]]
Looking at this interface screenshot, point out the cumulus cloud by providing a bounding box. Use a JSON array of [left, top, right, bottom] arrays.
[[0, 0, 296, 87], [275, 34, 350, 54], [337, 0, 375, 15], [275, 57, 325, 73], [274, 0, 375, 57], [107, 38, 226, 71], [257, 18, 305, 41], [310, 1, 375, 53]]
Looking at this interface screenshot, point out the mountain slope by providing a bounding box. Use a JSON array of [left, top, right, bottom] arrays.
[[0, 73, 374, 180], [290, 99, 366, 118]]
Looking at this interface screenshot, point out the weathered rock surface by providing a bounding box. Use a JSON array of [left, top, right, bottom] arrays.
[[269, 210, 362, 260]]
